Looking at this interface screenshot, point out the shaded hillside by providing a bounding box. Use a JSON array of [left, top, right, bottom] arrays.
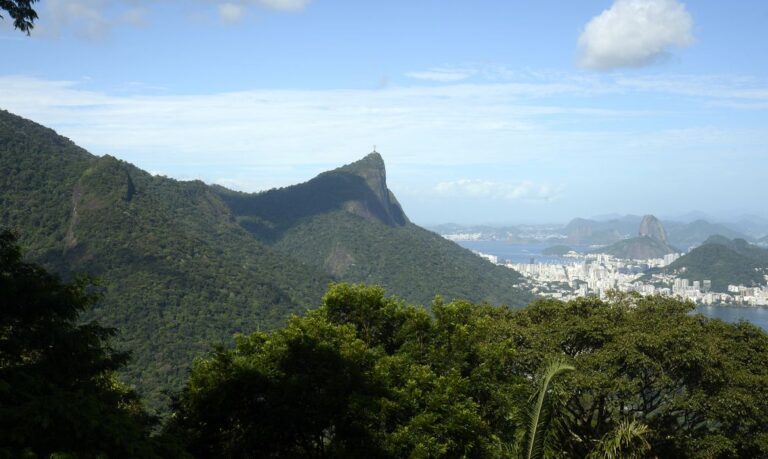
[[215, 154, 532, 307], [658, 236, 768, 292], [0, 110, 330, 411], [1, 109, 532, 412]]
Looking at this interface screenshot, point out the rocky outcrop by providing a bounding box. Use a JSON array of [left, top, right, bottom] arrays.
[[639, 215, 668, 244]]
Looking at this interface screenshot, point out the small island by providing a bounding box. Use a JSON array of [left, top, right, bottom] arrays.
[[542, 245, 575, 256]]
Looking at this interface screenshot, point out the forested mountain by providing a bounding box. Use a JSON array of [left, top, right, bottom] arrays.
[[658, 236, 768, 292], [0, 109, 530, 412], [215, 153, 531, 307], [0, 110, 330, 411]]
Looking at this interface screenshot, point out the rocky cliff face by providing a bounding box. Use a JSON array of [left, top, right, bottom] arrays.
[[639, 215, 668, 244], [333, 152, 409, 227]]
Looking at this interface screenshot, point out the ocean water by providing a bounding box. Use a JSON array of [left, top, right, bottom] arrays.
[[694, 305, 768, 331], [456, 240, 768, 331]]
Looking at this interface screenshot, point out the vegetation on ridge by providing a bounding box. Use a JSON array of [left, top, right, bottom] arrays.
[[0, 109, 531, 413]]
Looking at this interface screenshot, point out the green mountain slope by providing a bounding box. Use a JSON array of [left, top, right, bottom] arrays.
[[0, 110, 331, 410], [660, 236, 768, 292], [1, 110, 531, 411], [215, 153, 532, 307]]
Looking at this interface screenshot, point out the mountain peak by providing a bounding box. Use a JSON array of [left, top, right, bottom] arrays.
[[639, 214, 668, 244], [336, 151, 385, 177], [329, 151, 408, 227]]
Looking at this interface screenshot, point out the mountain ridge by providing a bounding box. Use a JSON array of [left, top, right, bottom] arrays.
[[0, 109, 531, 412], [653, 236, 768, 292]]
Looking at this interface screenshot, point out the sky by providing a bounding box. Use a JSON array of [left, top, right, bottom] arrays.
[[1, 0, 767, 224]]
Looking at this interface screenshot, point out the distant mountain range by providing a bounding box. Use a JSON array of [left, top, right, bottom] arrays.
[[431, 214, 758, 249], [652, 236, 768, 292], [0, 110, 531, 412], [589, 215, 678, 259]]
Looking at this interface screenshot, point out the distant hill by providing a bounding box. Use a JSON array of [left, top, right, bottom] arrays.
[[657, 236, 768, 292], [589, 215, 677, 259], [0, 109, 531, 412], [563, 215, 641, 245], [639, 215, 669, 244], [666, 219, 748, 248], [542, 245, 574, 256], [592, 236, 677, 260]]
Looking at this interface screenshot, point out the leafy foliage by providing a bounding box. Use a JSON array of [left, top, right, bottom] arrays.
[[171, 284, 768, 458], [170, 284, 531, 458], [0, 230, 171, 458], [520, 359, 574, 459], [0, 0, 37, 34], [510, 293, 768, 457]]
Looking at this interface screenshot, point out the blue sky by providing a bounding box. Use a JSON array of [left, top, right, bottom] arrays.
[[1, 0, 767, 224]]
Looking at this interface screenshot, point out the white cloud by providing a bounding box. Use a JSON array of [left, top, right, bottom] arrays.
[[253, 0, 311, 12], [406, 68, 476, 83], [30, 0, 310, 38], [435, 179, 563, 201], [218, 3, 245, 23], [578, 0, 694, 71], [37, 0, 113, 40], [0, 73, 766, 196]]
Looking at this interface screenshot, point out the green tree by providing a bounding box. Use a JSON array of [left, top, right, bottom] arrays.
[[0, 0, 38, 34], [169, 311, 389, 458], [0, 230, 165, 458], [509, 293, 768, 457]]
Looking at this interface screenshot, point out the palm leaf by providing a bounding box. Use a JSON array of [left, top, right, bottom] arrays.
[[524, 359, 575, 459]]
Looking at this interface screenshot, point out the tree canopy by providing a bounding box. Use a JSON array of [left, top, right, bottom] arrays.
[[169, 284, 768, 458], [0, 230, 175, 458]]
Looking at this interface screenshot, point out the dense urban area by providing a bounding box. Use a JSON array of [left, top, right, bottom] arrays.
[[477, 251, 768, 306]]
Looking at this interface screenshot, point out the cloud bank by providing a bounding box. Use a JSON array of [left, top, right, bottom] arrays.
[[435, 179, 562, 201], [406, 68, 477, 83], [29, 0, 311, 38], [578, 0, 694, 71]]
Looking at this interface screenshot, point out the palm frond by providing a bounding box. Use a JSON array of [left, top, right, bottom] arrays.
[[524, 359, 575, 459]]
